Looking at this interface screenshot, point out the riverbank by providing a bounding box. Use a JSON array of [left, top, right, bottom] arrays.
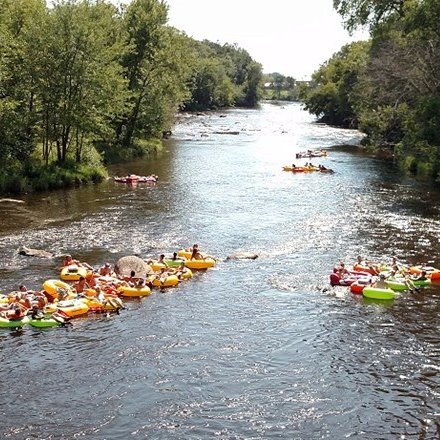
[[0, 138, 164, 195]]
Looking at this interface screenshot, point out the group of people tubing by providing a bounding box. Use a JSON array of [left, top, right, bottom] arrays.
[[0, 244, 211, 324], [331, 255, 430, 292]]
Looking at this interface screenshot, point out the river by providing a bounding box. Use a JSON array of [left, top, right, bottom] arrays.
[[0, 102, 439, 439]]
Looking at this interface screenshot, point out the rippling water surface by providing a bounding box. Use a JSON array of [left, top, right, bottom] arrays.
[[0, 102, 439, 439]]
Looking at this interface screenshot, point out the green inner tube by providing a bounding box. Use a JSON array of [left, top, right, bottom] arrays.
[[28, 318, 61, 328], [363, 287, 396, 300], [385, 280, 410, 291], [164, 258, 185, 267], [0, 316, 30, 328], [386, 278, 430, 291]]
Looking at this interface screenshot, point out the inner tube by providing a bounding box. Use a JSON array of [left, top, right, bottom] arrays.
[[362, 287, 396, 300], [149, 275, 179, 288], [60, 265, 88, 281], [117, 286, 151, 297], [0, 316, 29, 328], [56, 299, 89, 317], [28, 317, 62, 328], [43, 279, 73, 300], [184, 258, 215, 270]]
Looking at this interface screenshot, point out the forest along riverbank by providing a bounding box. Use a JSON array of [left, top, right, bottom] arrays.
[[0, 102, 439, 439]]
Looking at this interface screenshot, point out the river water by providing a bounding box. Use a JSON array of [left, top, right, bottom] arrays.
[[0, 102, 439, 439]]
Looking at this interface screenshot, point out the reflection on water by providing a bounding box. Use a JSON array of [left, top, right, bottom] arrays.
[[0, 102, 439, 439]]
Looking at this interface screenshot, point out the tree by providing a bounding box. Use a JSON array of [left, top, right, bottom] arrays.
[[115, 0, 192, 147], [39, 0, 126, 164], [301, 41, 370, 127], [0, 0, 47, 164], [183, 39, 263, 110], [333, 0, 407, 32]]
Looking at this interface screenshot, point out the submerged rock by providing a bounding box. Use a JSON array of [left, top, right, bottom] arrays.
[[18, 246, 53, 258], [226, 252, 258, 260], [114, 255, 152, 277]]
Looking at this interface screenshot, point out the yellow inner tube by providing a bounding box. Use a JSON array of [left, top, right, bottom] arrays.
[[117, 285, 151, 297], [184, 258, 215, 270], [43, 279, 74, 300], [177, 249, 192, 259], [151, 262, 167, 271], [149, 274, 179, 288], [56, 299, 89, 317], [179, 268, 193, 280], [60, 265, 88, 281]]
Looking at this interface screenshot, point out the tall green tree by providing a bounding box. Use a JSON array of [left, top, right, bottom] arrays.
[[115, 0, 191, 148], [301, 41, 370, 127], [333, 0, 407, 32], [39, 0, 126, 164], [0, 0, 47, 164]]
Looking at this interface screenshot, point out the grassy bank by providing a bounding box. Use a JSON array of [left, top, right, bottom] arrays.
[[0, 137, 163, 195], [99, 138, 164, 164], [0, 161, 108, 195]]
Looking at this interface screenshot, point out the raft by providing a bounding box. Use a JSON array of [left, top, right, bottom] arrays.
[[0, 315, 29, 328], [60, 264, 88, 281], [164, 258, 186, 267], [184, 258, 215, 270], [56, 299, 89, 317], [352, 264, 378, 275], [117, 285, 151, 297], [114, 175, 157, 184], [362, 287, 396, 300], [102, 297, 124, 311]]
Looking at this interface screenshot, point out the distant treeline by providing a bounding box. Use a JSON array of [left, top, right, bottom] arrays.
[[0, 0, 263, 194], [261, 73, 305, 102], [301, 0, 440, 183]]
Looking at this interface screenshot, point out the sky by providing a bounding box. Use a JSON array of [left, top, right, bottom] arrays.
[[164, 0, 369, 80]]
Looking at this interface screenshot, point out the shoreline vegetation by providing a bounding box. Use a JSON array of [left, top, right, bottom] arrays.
[[0, 0, 263, 195], [300, 0, 440, 184], [2, 1, 440, 195]]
